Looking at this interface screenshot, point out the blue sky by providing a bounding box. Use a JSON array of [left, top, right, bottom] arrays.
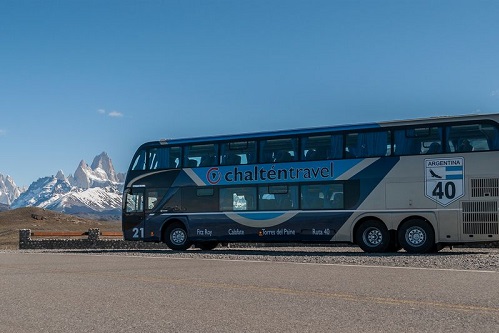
[[1, 0, 499, 187]]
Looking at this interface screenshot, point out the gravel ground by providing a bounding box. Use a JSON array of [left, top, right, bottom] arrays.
[[9, 245, 499, 272]]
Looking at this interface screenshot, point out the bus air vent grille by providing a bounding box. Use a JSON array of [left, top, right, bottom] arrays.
[[471, 178, 499, 197], [462, 201, 499, 235]]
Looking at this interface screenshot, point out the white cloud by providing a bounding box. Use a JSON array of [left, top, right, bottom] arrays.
[[108, 111, 123, 117], [97, 109, 124, 118], [491, 89, 499, 97]]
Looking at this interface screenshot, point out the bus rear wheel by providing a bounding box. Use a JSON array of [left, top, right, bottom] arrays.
[[355, 220, 390, 253], [398, 219, 435, 254], [164, 223, 191, 251]]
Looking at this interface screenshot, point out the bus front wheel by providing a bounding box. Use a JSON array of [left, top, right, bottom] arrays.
[[355, 220, 390, 253], [398, 219, 435, 254], [164, 223, 191, 251]]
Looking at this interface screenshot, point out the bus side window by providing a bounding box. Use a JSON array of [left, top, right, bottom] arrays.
[[169, 157, 179, 168], [168, 147, 181, 168], [394, 129, 421, 155], [445, 123, 498, 153], [426, 142, 441, 154], [146, 189, 168, 211], [301, 184, 344, 210], [219, 190, 233, 211], [301, 184, 326, 209], [199, 155, 217, 167], [260, 138, 298, 163], [131, 150, 146, 171], [126, 191, 144, 213], [258, 185, 298, 210], [345, 131, 391, 158], [223, 154, 241, 165], [221, 141, 257, 165], [220, 187, 256, 211], [457, 139, 473, 152], [149, 148, 168, 170], [302, 134, 342, 160], [413, 127, 443, 154], [330, 192, 344, 209], [147, 146, 181, 170], [181, 187, 218, 212], [160, 189, 182, 212], [488, 123, 499, 150], [186, 159, 198, 168], [184, 144, 218, 168], [274, 151, 292, 162]]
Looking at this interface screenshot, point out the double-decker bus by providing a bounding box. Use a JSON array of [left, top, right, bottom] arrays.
[[122, 113, 499, 253]]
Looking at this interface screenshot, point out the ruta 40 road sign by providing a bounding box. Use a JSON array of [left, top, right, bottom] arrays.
[[425, 157, 464, 206]]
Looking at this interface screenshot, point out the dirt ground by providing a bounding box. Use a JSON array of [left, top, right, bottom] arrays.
[[0, 207, 122, 250]]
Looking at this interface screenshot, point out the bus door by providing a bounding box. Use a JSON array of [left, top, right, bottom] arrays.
[[123, 187, 146, 240]]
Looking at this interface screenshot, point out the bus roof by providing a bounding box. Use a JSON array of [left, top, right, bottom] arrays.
[[139, 112, 499, 148]]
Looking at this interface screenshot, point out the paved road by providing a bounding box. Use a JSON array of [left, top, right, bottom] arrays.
[[1, 251, 498, 333]]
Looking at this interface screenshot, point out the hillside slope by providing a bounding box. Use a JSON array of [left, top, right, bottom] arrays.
[[0, 207, 121, 249]]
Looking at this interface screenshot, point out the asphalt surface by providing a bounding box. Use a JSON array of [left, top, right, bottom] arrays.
[[1, 250, 498, 333]]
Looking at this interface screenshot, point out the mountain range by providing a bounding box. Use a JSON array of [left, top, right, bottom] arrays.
[[1, 152, 125, 219]]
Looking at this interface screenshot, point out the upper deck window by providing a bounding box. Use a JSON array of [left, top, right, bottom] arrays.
[[446, 123, 499, 152], [220, 141, 257, 165], [302, 134, 343, 160], [345, 130, 391, 158], [260, 138, 298, 163], [393, 127, 443, 155], [131, 150, 147, 171], [148, 147, 181, 170], [184, 144, 218, 168], [419, 127, 443, 154]]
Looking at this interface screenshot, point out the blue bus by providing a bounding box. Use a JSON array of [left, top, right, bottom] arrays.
[[122, 113, 499, 253]]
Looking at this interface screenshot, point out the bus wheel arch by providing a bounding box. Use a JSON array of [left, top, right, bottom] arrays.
[[354, 217, 391, 253], [397, 217, 436, 253], [161, 219, 192, 251]]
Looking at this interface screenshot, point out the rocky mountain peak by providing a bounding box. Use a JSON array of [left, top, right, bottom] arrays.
[[0, 173, 22, 205], [73, 161, 91, 189], [70, 153, 120, 189], [91, 152, 118, 183], [55, 170, 65, 180]]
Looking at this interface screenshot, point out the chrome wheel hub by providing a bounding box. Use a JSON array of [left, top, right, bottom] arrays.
[[363, 227, 383, 247], [406, 227, 426, 246], [171, 229, 186, 245]]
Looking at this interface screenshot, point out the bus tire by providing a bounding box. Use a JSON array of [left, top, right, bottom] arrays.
[[196, 242, 219, 251], [164, 223, 191, 251], [355, 220, 390, 253], [398, 219, 435, 254], [387, 240, 402, 253], [384, 230, 401, 252]]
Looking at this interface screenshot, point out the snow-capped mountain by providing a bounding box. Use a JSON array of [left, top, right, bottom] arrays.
[[0, 174, 22, 206], [11, 152, 125, 219]]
